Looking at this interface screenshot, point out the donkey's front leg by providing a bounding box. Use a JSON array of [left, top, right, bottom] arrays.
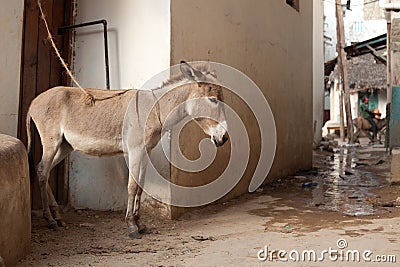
[[132, 152, 149, 234], [126, 149, 145, 238]]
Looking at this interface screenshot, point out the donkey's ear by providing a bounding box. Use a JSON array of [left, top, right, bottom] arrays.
[[209, 70, 217, 78], [180, 61, 206, 81]]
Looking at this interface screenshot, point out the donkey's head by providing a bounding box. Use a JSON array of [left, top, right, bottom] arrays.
[[180, 61, 228, 147]]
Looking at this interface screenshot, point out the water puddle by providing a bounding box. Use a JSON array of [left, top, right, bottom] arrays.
[[310, 147, 389, 216]]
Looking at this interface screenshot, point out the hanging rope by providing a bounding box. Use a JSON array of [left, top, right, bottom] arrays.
[[37, 0, 95, 105]]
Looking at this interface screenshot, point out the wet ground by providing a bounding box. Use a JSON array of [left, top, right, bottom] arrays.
[[18, 138, 400, 266], [307, 145, 390, 216]]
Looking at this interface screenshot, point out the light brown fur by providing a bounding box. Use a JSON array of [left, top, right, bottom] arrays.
[[354, 117, 386, 142]]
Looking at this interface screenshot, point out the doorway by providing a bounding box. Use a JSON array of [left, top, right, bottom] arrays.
[[18, 0, 73, 209]]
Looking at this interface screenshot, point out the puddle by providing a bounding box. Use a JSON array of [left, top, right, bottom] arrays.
[[311, 147, 389, 216]]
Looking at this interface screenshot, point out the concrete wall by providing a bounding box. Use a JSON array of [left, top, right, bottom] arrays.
[[170, 0, 313, 213], [391, 149, 400, 184], [0, 0, 24, 137], [70, 0, 171, 211], [71, 0, 315, 216], [0, 135, 30, 266], [314, 0, 325, 146]]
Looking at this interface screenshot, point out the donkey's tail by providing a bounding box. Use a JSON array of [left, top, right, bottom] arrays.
[[26, 108, 35, 181]]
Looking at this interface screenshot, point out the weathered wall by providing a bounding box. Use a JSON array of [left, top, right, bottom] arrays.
[[170, 0, 313, 214], [71, 0, 171, 211], [314, 0, 325, 147], [0, 135, 30, 266], [70, 0, 315, 217], [391, 149, 400, 184], [0, 0, 24, 136]]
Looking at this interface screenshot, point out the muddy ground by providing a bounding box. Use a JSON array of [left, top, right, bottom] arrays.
[[18, 139, 400, 266]]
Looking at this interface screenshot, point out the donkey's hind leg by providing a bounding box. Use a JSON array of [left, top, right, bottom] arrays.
[[47, 187, 65, 227], [47, 141, 73, 227], [37, 139, 62, 230]]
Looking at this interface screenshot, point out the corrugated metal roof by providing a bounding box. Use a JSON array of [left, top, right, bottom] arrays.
[[325, 34, 387, 91]]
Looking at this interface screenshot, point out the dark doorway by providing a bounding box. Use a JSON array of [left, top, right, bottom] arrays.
[[18, 0, 73, 209]]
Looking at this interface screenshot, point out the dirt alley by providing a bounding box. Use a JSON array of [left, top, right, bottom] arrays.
[[18, 141, 400, 266]]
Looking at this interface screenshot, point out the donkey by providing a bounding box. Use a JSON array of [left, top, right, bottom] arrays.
[[354, 117, 386, 143], [26, 61, 229, 238]]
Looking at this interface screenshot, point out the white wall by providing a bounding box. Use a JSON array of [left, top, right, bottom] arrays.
[[71, 0, 171, 210], [314, 0, 325, 146], [378, 90, 387, 117], [0, 0, 24, 137], [324, 0, 338, 61]]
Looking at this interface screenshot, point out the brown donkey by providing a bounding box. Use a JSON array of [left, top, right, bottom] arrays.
[[27, 61, 228, 238]]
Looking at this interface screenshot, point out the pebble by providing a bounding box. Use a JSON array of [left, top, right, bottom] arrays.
[[395, 197, 400, 207]]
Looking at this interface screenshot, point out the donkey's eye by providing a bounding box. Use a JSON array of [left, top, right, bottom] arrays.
[[208, 97, 218, 104]]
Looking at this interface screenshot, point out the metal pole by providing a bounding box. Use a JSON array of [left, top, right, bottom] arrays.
[[58, 19, 111, 89], [102, 20, 110, 90]]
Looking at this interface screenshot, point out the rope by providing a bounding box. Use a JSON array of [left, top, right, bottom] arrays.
[[37, 0, 95, 106], [190, 115, 209, 133], [150, 90, 207, 133]]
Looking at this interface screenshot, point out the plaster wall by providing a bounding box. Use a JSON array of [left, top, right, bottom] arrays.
[[70, 0, 171, 211], [0, 0, 24, 137], [314, 0, 325, 146], [70, 0, 316, 217], [170, 0, 314, 215]]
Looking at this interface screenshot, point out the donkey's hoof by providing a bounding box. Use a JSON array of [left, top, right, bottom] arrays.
[[128, 231, 142, 239], [138, 225, 148, 234], [48, 221, 59, 231], [56, 219, 67, 227]]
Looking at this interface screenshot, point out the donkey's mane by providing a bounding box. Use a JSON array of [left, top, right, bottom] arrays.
[[160, 64, 211, 88]]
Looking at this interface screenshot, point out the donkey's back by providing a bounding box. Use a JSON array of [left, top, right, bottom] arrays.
[[28, 86, 137, 156]]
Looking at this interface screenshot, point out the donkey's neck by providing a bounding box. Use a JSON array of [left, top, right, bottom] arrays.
[[152, 80, 193, 130]]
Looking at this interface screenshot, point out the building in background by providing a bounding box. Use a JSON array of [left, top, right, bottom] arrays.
[[324, 0, 387, 62], [323, 0, 387, 128]]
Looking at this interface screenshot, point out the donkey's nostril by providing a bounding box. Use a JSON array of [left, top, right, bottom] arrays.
[[222, 134, 228, 143]]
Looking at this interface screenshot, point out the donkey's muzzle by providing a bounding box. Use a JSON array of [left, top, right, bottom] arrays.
[[213, 133, 229, 147]]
